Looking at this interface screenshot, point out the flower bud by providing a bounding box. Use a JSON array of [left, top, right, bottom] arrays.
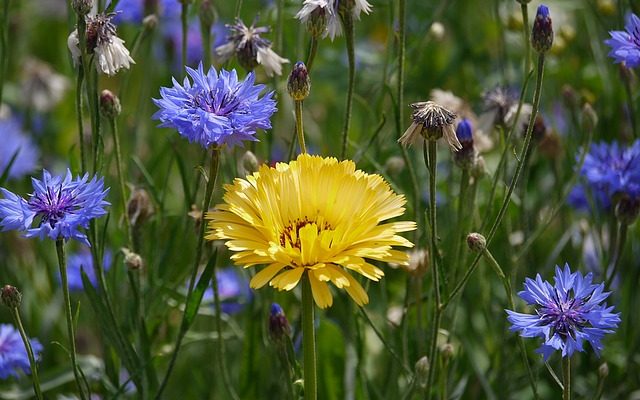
[[143, 14, 159, 31], [1, 285, 22, 309], [415, 356, 430, 389], [466, 233, 487, 253], [598, 362, 609, 379], [127, 187, 155, 227], [597, 0, 615, 16], [453, 119, 476, 169], [122, 248, 144, 270], [99, 90, 121, 119], [287, 62, 310, 101], [428, 22, 445, 41], [580, 103, 598, 133], [470, 155, 486, 180], [440, 343, 454, 361], [307, 7, 328, 38], [199, 0, 216, 30], [268, 303, 291, 342], [615, 195, 640, 225], [72, 0, 92, 16], [239, 150, 259, 176], [531, 5, 553, 54]]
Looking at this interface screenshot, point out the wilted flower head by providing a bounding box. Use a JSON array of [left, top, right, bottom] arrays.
[[0, 169, 110, 245], [605, 13, 640, 67], [398, 101, 461, 150], [296, 0, 371, 40], [215, 18, 289, 77], [0, 324, 43, 379], [205, 154, 416, 308], [153, 63, 277, 149], [68, 12, 135, 75], [63, 247, 113, 291], [0, 117, 39, 181], [506, 264, 620, 360], [21, 59, 70, 112]]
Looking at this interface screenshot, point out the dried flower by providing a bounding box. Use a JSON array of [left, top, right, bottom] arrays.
[[398, 101, 461, 150]]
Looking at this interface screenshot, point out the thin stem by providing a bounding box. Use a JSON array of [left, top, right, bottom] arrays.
[[234, 0, 243, 18], [306, 37, 318, 73], [397, 0, 406, 136], [88, 68, 101, 174], [108, 118, 133, 247], [10, 308, 43, 400], [201, 23, 212, 68], [180, 2, 188, 69], [56, 239, 88, 400], [340, 12, 356, 159], [451, 168, 470, 286], [481, 248, 538, 399], [520, 3, 531, 75], [359, 307, 412, 376], [623, 71, 637, 138], [295, 100, 307, 154], [155, 147, 221, 399], [0, 0, 10, 105], [443, 53, 546, 311], [424, 140, 441, 397], [605, 222, 627, 289], [76, 64, 87, 173], [301, 273, 317, 400], [211, 258, 240, 400], [562, 357, 571, 400]]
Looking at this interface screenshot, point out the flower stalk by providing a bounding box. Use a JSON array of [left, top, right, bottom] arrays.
[[562, 356, 571, 400], [340, 12, 356, 159], [301, 272, 317, 400], [9, 306, 43, 400]]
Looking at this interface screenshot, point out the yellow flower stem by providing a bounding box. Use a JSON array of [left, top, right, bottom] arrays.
[[302, 272, 317, 400], [155, 147, 220, 399], [340, 12, 355, 159], [56, 239, 89, 400], [562, 357, 571, 400], [295, 100, 307, 154], [9, 307, 43, 400], [424, 139, 442, 398]]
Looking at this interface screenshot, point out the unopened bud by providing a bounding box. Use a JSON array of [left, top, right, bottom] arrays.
[[143, 14, 159, 31], [287, 62, 310, 101], [199, 0, 216, 29], [268, 303, 291, 342], [454, 119, 476, 169], [385, 156, 405, 176], [524, 114, 547, 143], [440, 343, 454, 361], [597, 0, 615, 15], [428, 22, 445, 41], [239, 150, 259, 176], [470, 155, 486, 179], [1, 285, 22, 309], [122, 248, 144, 270], [307, 7, 328, 38], [598, 362, 609, 379], [466, 233, 487, 253], [127, 187, 154, 227], [615, 195, 640, 225], [99, 90, 121, 119], [531, 5, 553, 54], [415, 356, 430, 389], [72, 0, 92, 16], [580, 103, 598, 133]]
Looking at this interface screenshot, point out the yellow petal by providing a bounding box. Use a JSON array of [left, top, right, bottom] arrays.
[[309, 271, 333, 308], [250, 263, 286, 288], [270, 267, 305, 291]]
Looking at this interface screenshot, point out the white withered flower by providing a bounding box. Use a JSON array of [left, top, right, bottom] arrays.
[[21, 59, 70, 112], [68, 12, 134, 76], [296, 0, 372, 41], [215, 18, 289, 77], [398, 101, 461, 150]]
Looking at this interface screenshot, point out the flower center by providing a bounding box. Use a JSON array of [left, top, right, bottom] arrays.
[[28, 185, 77, 228], [539, 289, 587, 339], [193, 88, 241, 116], [279, 217, 332, 249]]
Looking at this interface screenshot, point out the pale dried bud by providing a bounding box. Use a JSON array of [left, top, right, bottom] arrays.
[[415, 356, 430, 389], [127, 187, 155, 227], [122, 248, 144, 270]]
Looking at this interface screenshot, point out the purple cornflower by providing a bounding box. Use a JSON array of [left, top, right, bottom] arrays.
[[63, 247, 113, 292], [153, 63, 277, 149], [0, 117, 39, 181], [0, 324, 43, 379], [0, 170, 109, 245], [506, 264, 620, 360], [202, 267, 251, 314], [112, 0, 180, 24], [570, 140, 640, 213], [605, 13, 640, 67]]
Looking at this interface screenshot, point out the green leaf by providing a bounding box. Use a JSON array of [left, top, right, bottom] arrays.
[[183, 249, 217, 329]]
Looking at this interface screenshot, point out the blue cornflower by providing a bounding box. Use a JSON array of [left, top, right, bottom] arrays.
[[202, 267, 251, 314], [605, 13, 640, 67], [0, 324, 43, 379], [0, 117, 39, 181], [506, 264, 621, 360], [112, 0, 180, 24], [0, 170, 110, 245], [153, 63, 277, 149], [63, 247, 113, 292]]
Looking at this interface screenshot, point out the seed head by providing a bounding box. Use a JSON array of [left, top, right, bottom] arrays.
[[398, 101, 461, 150]]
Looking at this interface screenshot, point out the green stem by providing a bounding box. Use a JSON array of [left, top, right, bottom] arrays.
[[75, 64, 87, 174], [88, 68, 101, 174], [56, 239, 88, 400], [180, 1, 188, 70], [234, 0, 243, 18], [10, 308, 43, 400], [443, 53, 546, 311], [340, 13, 355, 159], [108, 117, 133, 247], [424, 140, 441, 398], [623, 71, 637, 138], [0, 0, 10, 105], [451, 168, 470, 286], [481, 248, 538, 399], [301, 273, 317, 400], [562, 357, 571, 400], [201, 22, 212, 68], [520, 3, 531, 76], [155, 147, 220, 399], [306, 37, 318, 73], [605, 222, 627, 289], [397, 0, 406, 137], [211, 257, 240, 400], [295, 100, 307, 154]]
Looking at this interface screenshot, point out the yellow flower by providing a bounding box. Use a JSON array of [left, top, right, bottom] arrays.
[[205, 154, 416, 308]]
